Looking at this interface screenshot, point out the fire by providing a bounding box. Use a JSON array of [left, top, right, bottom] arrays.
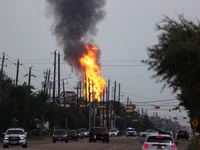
[[79, 44, 106, 102]]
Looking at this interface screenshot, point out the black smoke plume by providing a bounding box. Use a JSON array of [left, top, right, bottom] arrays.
[[46, 0, 106, 75]]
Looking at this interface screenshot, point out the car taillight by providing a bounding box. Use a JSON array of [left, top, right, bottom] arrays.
[[171, 145, 175, 150], [144, 143, 148, 149]]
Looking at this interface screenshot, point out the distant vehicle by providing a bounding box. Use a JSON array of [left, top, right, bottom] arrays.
[[67, 130, 78, 141], [3, 128, 27, 148], [52, 129, 68, 143], [111, 127, 119, 136], [76, 129, 83, 139], [141, 134, 179, 150], [79, 128, 88, 138], [89, 127, 109, 143], [109, 128, 118, 137], [177, 130, 189, 140], [139, 129, 158, 137], [126, 127, 137, 137], [154, 128, 172, 135]]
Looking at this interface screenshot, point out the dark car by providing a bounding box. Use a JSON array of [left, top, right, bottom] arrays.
[[76, 129, 83, 139], [89, 127, 109, 143], [67, 130, 78, 141], [177, 130, 189, 140], [52, 129, 68, 143], [154, 128, 171, 135]]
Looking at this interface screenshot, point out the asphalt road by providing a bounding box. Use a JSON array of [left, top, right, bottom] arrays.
[[0, 135, 192, 150]]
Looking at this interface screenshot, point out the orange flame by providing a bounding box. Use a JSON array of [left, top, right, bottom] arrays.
[[79, 44, 106, 102]]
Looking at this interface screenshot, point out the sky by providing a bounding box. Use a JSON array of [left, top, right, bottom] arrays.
[[1, 0, 200, 128]]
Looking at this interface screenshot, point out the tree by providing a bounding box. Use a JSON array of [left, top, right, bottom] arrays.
[[142, 14, 200, 130]]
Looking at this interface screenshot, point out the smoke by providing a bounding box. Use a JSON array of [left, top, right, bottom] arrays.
[[46, 0, 106, 75]]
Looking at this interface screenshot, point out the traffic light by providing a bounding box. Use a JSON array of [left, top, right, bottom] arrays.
[[187, 121, 189, 123], [175, 121, 178, 123], [154, 106, 160, 109], [174, 106, 180, 110]]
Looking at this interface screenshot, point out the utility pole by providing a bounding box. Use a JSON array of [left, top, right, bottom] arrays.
[[53, 50, 56, 103], [15, 59, 20, 87], [88, 78, 91, 130], [24, 66, 36, 87], [118, 83, 120, 102], [0, 52, 5, 92], [106, 86, 109, 131], [102, 89, 105, 127], [58, 52, 60, 104], [113, 81, 116, 128]]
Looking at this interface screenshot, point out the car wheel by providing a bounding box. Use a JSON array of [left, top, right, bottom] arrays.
[[177, 138, 179, 140], [3, 145, 8, 148], [93, 139, 96, 142], [75, 138, 78, 141], [187, 138, 188, 140], [102, 140, 105, 142], [89, 138, 92, 142], [53, 140, 56, 143], [65, 140, 68, 143], [106, 139, 109, 143], [22, 143, 27, 148], [142, 134, 145, 137], [81, 136, 83, 139]]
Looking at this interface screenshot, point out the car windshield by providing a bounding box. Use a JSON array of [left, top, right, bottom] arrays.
[[76, 130, 81, 133], [94, 128, 106, 132], [127, 129, 135, 131], [54, 130, 66, 134], [147, 136, 173, 143], [110, 129, 117, 132], [68, 131, 76, 134], [81, 129, 87, 132], [7, 130, 24, 135]]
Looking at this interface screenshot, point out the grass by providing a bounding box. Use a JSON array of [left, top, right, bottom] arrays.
[[188, 136, 200, 150]]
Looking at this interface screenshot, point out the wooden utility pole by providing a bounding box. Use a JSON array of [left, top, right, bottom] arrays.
[[15, 59, 19, 87], [58, 52, 60, 104], [118, 83, 120, 102], [24, 66, 36, 87], [113, 81, 116, 128], [0, 52, 5, 92], [53, 50, 56, 103]]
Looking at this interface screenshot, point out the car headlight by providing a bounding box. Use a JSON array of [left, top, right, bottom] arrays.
[[4, 136, 9, 140], [20, 136, 25, 140], [65, 134, 67, 137]]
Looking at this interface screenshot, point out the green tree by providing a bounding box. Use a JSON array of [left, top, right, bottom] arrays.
[[142, 14, 200, 130]]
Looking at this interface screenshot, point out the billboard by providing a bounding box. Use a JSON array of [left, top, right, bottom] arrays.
[[60, 91, 76, 99]]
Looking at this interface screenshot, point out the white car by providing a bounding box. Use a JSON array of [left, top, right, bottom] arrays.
[[3, 128, 27, 148], [141, 134, 178, 150], [140, 130, 159, 137], [109, 128, 118, 137]]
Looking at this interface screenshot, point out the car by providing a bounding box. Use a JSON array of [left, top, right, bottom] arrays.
[[67, 130, 78, 141], [3, 128, 27, 148], [154, 128, 172, 135], [177, 130, 189, 140], [79, 128, 88, 138], [140, 130, 159, 137], [109, 128, 118, 137], [89, 127, 109, 143], [126, 127, 137, 137], [76, 129, 83, 139], [141, 134, 179, 150], [52, 129, 68, 143]]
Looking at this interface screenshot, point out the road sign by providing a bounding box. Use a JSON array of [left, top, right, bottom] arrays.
[[192, 118, 199, 127]]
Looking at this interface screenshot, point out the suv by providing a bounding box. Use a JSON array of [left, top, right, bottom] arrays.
[[3, 128, 27, 148], [177, 130, 189, 140], [79, 128, 88, 138], [52, 129, 68, 143], [76, 129, 83, 139], [126, 127, 137, 137], [89, 127, 109, 143]]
